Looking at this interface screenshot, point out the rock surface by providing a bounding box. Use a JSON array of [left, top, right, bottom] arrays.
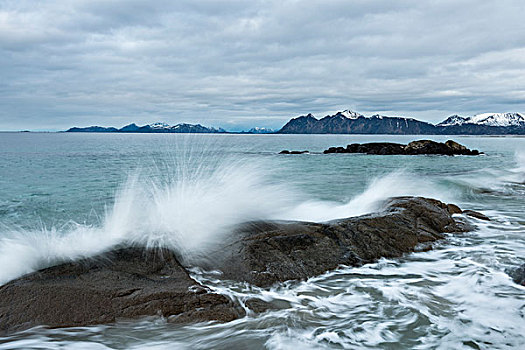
[[323, 140, 481, 155], [0, 197, 474, 334], [0, 248, 243, 335], [463, 210, 491, 221], [205, 197, 472, 287], [508, 263, 525, 286]]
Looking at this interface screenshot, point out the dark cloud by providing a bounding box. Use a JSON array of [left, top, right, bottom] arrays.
[[1, 0, 524, 130]]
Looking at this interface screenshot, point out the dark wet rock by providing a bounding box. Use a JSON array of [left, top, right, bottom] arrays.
[[507, 263, 525, 286], [244, 298, 292, 314], [244, 298, 281, 313], [323, 140, 481, 156], [279, 150, 309, 154], [324, 146, 347, 154], [345, 142, 406, 155], [447, 203, 463, 215], [0, 197, 475, 334], [463, 210, 491, 221], [205, 197, 472, 287], [0, 248, 244, 335]]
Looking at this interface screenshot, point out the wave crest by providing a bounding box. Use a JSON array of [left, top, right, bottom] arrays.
[[0, 158, 456, 285]]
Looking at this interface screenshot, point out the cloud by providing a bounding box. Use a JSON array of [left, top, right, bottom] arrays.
[[1, 0, 525, 130]]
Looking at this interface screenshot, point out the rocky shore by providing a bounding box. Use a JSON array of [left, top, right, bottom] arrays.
[[323, 140, 481, 155], [203, 197, 472, 287], [0, 248, 243, 335], [0, 197, 475, 335]]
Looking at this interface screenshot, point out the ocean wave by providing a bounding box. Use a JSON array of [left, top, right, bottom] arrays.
[[0, 156, 458, 285]]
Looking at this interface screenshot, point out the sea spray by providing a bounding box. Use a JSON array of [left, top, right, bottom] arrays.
[[509, 150, 525, 183], [0, 158, 457, 285], [280, 170, 455, 222], [104, 159, 299, 260], [0, 157, 298, 284], [0, 224, 119, 285], [445, 150, 525, 198]]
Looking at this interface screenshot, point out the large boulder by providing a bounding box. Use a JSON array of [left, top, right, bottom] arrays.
[[324, 140, 481, 155], [204, 197, 472, 287], [0, 248, 244, 335], [0, 197, 473, 334]]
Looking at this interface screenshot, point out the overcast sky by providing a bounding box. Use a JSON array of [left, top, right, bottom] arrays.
[[1, 0, 525, 131]]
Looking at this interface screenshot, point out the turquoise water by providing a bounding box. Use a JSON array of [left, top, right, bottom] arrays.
[[0, 133, 524, 349]]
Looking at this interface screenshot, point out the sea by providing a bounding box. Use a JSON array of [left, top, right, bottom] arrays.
[[0, 133, 524, 349]]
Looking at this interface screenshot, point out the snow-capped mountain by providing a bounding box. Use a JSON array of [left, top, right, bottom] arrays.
[[278, 110, 525, 134], [436, 115, 466, 127], [66, 111, 525, 135], [148, 122, 171, 129], [279, 110, 437, 134], [246, 127, 275, 134], [438, 113, 525, 127], [338, 110, 363, 119], [67, 122, 226, 133]]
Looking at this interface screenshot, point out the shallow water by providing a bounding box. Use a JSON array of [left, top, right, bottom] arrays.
[[0, 133, 524, 349]]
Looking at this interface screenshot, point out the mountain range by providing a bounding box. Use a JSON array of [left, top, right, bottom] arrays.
[[67, 122, 227, 133], [277, 111, 525, 135], [65, 111, 525, 135]]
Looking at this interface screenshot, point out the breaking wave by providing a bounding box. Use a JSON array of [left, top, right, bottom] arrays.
[[0, 154, 459, 285]]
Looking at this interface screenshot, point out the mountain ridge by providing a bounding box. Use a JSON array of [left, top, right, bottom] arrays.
[[67, 122, 227, 134], [277, 110, 525, 135], [65, 110, 525, 134], [437, 112, 525, 127]]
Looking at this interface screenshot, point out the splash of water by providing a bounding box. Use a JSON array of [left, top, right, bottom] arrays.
[[0, 158, 296, 284], [448, 150, 525, 196], [280, 170, 454, 222], [508, 150, 525, 183], [0, 158, 455, 285]]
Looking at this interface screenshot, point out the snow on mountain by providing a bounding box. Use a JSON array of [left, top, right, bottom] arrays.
[[148, 122, 171, 129], [469, 113, 525, 127], [279, 110, 437, 134], [437, 115, 469, 127], [247, 127, 274, 134], [339, 110, 363, 119], [438, 113, 525, 127]]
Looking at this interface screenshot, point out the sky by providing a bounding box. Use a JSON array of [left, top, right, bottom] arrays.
[[1, 0, 525, 131]]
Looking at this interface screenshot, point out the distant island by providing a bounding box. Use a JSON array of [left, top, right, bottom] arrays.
[[65, 110, 525, 135], [66, 122, 275, 134], [67, 122, 228, 134]]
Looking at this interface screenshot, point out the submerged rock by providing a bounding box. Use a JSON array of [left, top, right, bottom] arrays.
[[323, 140, 481, 155], [204, 197, 472, 287], [463, 210, 491, 221], [508, 263, 525, 286], [0, 248, 244, 335]]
